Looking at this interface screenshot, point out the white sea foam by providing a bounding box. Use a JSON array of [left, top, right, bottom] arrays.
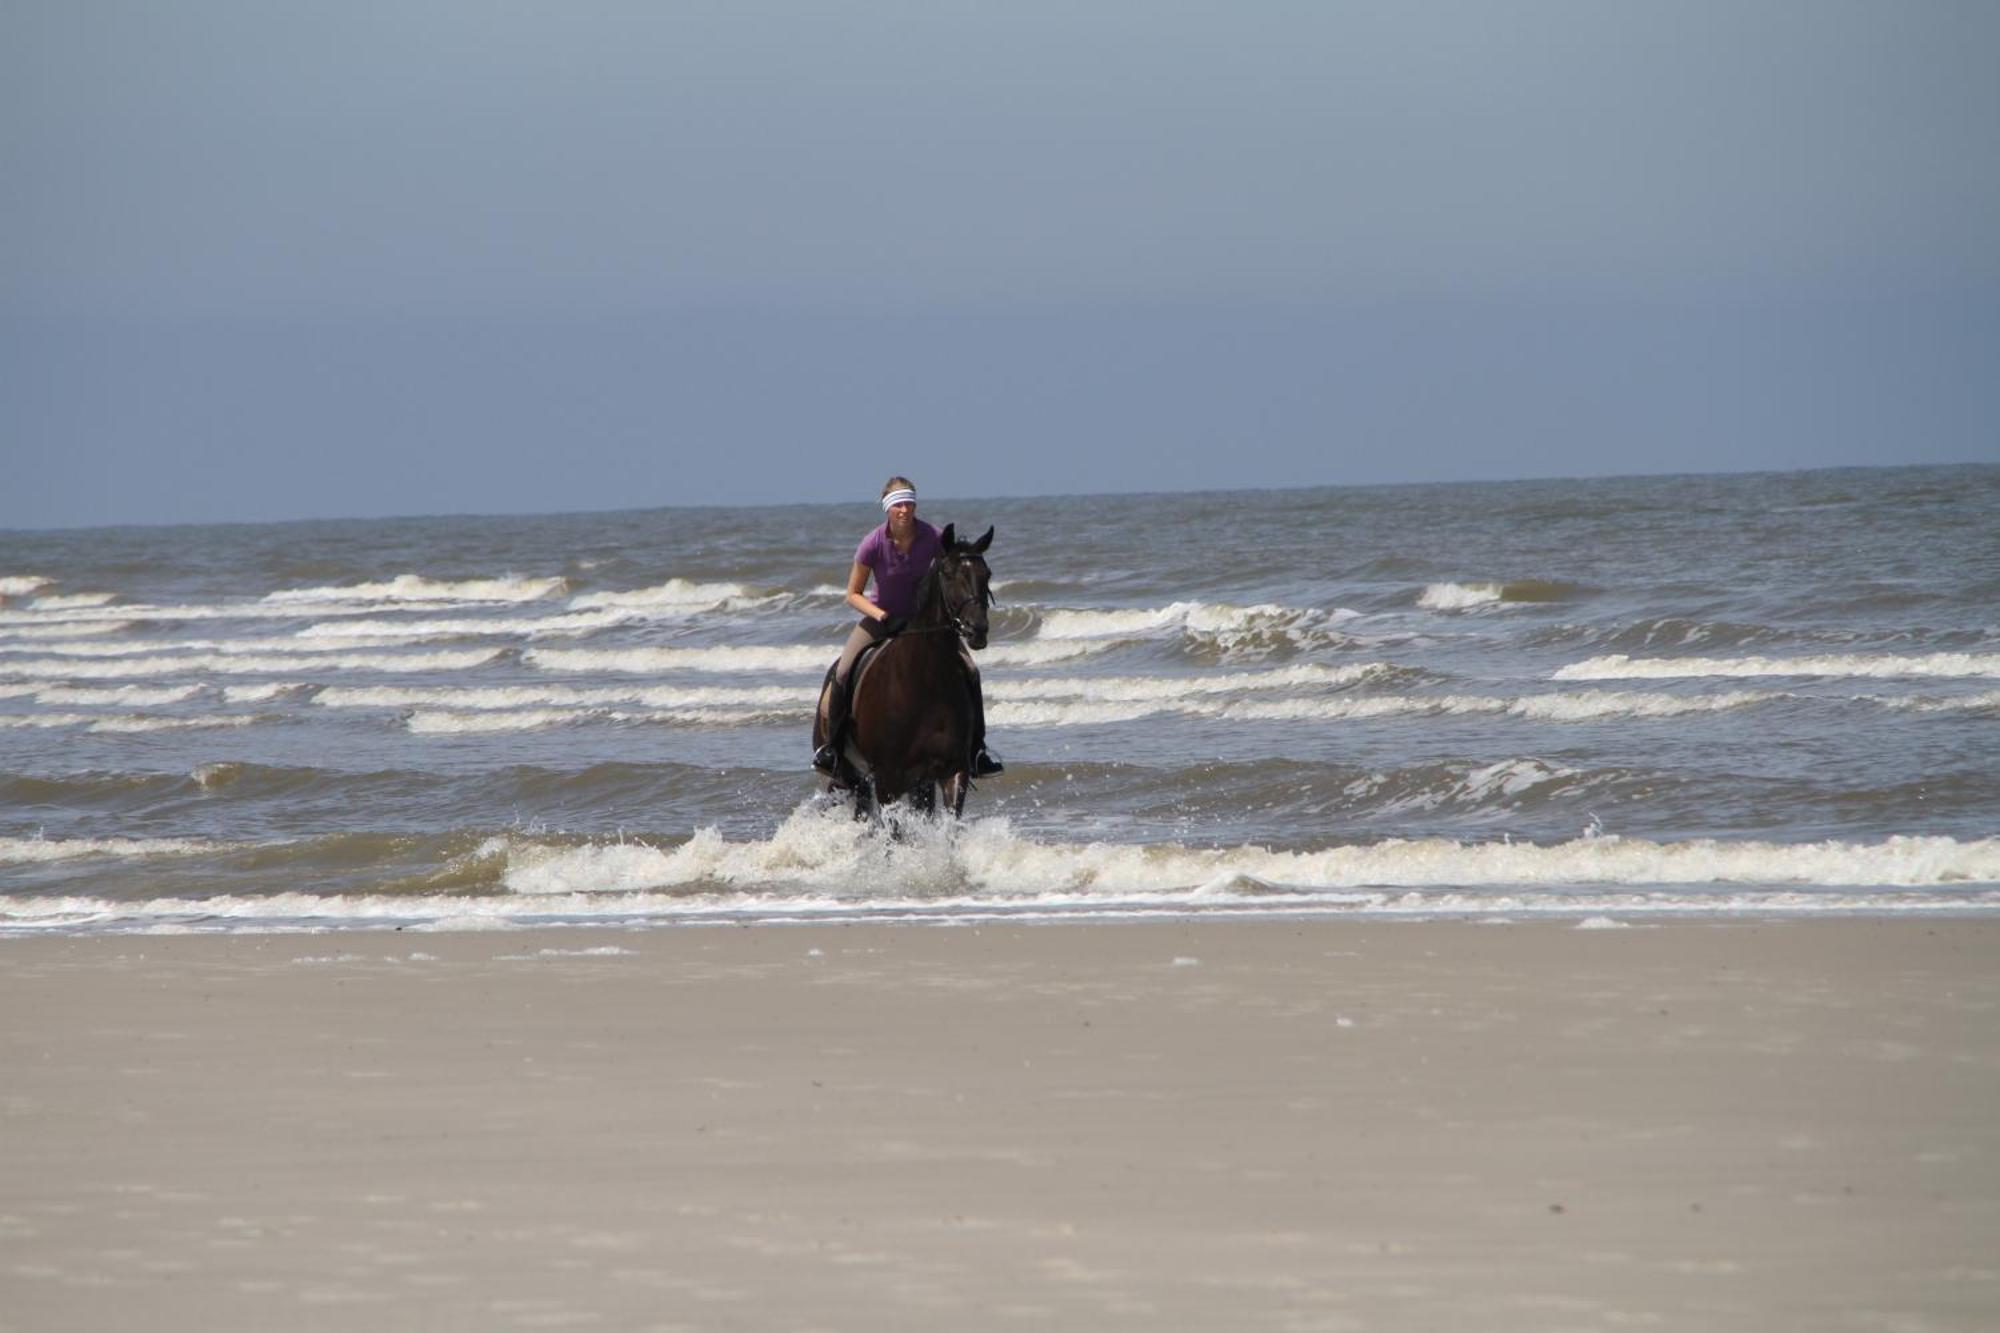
[[0, 576, 53, 597], [33, 684, 205, 707], [523, 638, 1107, 677], [1503, 689, 1779, 722], [30, 592, 117, 610], [317, 682, 807, 711], [1869, 690, 2000, 714], [404, 703, 795, 733], [493, 816, 2000, 905], [84, 713, 263, 734], [1, 635, 422, 658], [351, 683, 1781, 732], [0, 713, 95, 730], [524, 644, 831, 675], [406, 708, 609, 735], [0, 621, 135, 640], [1341, 758, 1580, 814], [991, 689, 1779, 728], [0, 601, 393, 627], [0, 835, 230, 864], [992, 662, 1391, 704], [1419, 582, 1504, 610], [0, 648, 503, 680], [985, 640, 1116, 667], [1453, 758, 1572, 802], [8, 827, 1996, 935], [262, 574, 567, 605], [295, 610, 632, 641], [1036, 600, 1331, 640], [1555, 652, 2000, 681], [990, 699, 1166, 727], [567, 578, 755, 610], [494, 946, 638, 959], [0, 711, 261, 734]]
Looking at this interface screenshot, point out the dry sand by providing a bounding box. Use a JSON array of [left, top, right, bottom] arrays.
[[2, 918, 1996, 1332]]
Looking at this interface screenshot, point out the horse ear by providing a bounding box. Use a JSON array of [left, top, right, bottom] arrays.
[[939, 523, 956, 549], [971, 526, 993, 553]]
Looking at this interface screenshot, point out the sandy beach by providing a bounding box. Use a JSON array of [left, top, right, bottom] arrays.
[[3, 918, 1996, 1331]]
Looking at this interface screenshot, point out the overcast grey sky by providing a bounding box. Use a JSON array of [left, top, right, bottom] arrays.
[[4, 1, 1996, 528]]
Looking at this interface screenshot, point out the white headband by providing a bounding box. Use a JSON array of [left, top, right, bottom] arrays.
[[881, 488, 917, 511]]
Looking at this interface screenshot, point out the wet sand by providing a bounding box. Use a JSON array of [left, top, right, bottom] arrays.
[[3, 919, 1997, 1331]]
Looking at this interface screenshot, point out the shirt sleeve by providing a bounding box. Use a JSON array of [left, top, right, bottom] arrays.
[[853, 528, 881, 578]]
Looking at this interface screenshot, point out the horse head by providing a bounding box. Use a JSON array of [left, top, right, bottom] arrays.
[[931, 523, 995, 650]]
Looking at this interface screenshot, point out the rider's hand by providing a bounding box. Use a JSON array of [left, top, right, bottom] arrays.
[[879, 615, 908, 636]]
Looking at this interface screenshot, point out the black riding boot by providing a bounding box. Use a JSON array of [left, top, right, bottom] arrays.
[[812, 677, 848, 775], [969, 686, 1003, 778]]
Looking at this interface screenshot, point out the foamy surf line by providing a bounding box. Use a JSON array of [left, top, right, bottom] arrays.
[[524, 638, 1108, 676], [1556, 652, 2000, 681], [566, 578, 761, 610], [295, 611, 636, 641], [1034, 600, 1353, 639], [0, 648, 503, 679], [262, 574, 568, 605], [311, 685, 1789, 733], [0, 712, 262, 734], [5, 824, 1996, 936]]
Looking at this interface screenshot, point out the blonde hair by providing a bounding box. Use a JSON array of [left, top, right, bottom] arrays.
[[881, 476, 915, 500]]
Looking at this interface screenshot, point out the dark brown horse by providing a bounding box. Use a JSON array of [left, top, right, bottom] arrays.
[[812, 524, 995, 819]]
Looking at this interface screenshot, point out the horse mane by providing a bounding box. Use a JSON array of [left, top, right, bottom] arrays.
[[911, 551, 948, 622]]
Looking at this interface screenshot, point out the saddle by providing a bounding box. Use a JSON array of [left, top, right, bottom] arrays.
[[817, 636, 893, 781], [819, 631, 972, 782]]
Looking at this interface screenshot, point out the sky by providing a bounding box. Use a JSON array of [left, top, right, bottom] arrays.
[[3, 1, 1996, 529]]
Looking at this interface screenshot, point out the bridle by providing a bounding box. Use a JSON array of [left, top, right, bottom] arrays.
[[913, 553, 992, 640]]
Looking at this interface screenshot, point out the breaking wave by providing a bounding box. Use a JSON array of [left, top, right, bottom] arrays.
[[0, 834, 234, 864], [28, 684, 205, 707], [315, 682, 806, 711], [567, 578, 758, 611], [5, 817, 1994, 936], [0, 621, 135, 640], [993, 688, 1780, 728], [0, 649, 504, 680], [1556, 652, 2000, 681], [524, 639, 1107, 677], [295, 610, 634, 641], [263, 574, 568, 605], [1035, 600, 1354, 641], [1419, 580, 1591, 611], [31, 592, 118, 610], [0, 712, 263, 734]]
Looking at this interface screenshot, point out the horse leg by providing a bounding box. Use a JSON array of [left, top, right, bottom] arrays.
[[945, 773, 968, 818]]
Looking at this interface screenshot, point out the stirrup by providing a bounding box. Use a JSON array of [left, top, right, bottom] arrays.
[[971, 748, 1004, 778], [811, 742, 841, 775]]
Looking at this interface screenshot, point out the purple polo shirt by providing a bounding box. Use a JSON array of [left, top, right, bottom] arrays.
[[855, 519, 942, 619]]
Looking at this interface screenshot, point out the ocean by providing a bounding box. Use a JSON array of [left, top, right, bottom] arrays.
[[3, 464, 1996, 935]]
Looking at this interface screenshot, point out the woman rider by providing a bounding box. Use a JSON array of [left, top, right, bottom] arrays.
[[812, 476, 1003, 779]]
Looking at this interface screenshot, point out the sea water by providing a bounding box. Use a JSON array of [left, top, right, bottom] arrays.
[[2, 465, 1995, 934]]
